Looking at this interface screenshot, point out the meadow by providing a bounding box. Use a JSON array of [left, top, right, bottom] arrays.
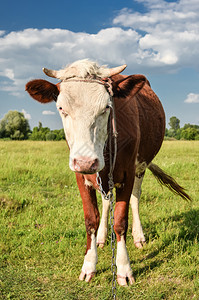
[[0, 140, 198, 299]]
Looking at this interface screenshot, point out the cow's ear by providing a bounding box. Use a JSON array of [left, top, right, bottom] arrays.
[[112, 75, 149, 98], [25, 79, 59, 103]]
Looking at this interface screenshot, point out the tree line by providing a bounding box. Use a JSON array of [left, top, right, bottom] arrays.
[[165, 116, 199, 140], [0, 111, 65, 141], [0, 111, 199, 141]]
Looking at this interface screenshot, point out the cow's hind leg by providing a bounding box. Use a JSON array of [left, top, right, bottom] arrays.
[[76, 174, 99, 282], [130, 175, 146, 248], [97, 195, 110, 248]]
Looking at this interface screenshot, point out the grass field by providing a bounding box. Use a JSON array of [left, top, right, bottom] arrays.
[[0, 140, 198, 299]]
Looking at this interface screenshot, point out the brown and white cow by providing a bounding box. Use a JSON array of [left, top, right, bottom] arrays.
[[26, 59, 190, 286]]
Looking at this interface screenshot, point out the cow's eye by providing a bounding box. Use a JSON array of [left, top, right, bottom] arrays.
[[102, 105, 110, 114], [101, 105, 110, 115], [57, 106, 68, 117], [103, 105, 110, 113]]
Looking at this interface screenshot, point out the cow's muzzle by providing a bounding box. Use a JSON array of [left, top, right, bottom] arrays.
[[72, 157, 99, 174]]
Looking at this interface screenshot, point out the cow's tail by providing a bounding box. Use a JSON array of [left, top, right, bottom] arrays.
[[148, 162, 191, 201]]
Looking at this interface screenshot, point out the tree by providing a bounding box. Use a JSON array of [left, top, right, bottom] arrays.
[[166, 116, 181, 139], [0, 111, 30, 140], [38, 121, 42, 130], [169, 116, 180, 131]]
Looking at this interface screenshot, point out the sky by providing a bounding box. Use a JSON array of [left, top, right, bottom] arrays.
[[0, 0, 199, 130]]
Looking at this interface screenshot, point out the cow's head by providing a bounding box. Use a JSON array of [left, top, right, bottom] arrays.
[[26, 60, 145, 174]]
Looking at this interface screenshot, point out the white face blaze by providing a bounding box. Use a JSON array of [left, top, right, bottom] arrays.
[[42, 60, 127, 174], [57, 80, 111, 173]]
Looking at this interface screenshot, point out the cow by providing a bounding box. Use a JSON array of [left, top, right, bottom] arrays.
[[26, 59, 190, 286]]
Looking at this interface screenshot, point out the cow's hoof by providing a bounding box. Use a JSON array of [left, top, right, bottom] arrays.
[[134, 240, 146, 249], [117, 275, 135, 286], [97, 242, 105, 248], [96, 233, 107, 247], [79, 271, 95, 282]]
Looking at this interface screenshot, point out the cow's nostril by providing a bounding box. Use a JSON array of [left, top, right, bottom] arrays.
[[90, 159, 99, 171], [73, 158, 81, 171]]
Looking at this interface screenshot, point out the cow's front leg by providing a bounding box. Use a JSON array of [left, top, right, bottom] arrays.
[[79, 231, 98, 282], [114, 199, 135, 286], [97, 195, 110, 248], [76, 174, 99, 282]]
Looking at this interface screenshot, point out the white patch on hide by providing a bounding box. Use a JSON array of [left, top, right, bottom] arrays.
[[57, 77, 111, 173], [116, 235, 133, 277], [97, 195, 110, 246], [81, 233, 98, 275], [84, 178, 93, 188], [130, 176, 145, 244]]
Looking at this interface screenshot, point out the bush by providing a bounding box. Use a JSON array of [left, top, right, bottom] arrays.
[[30, 126, 50, 141], [29, 124, 65, 141], [181, 127, 199, 140], [46, 132, 56, 141]]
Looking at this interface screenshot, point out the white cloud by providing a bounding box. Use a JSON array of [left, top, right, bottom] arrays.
[[184, 93, 199, 103], [0, 68, 14, 80], [22, 109, 31, 119], [4, 68, 14, 80], [113, 0, 199, 68], [0, 27, 140, 97], [42, 110, 56, 115], [0, 0, 199, 99]]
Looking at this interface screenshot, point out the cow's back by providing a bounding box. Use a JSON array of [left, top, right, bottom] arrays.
[[135, 82, 165, 164]]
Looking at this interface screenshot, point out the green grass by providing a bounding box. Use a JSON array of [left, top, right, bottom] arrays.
[[0, 141, 198, 299]]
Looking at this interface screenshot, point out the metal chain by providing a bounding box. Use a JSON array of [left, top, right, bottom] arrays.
[[109, 189, 117, 299], [96, 172, 117, 299], [96, 97, 118, 299], [96, 173, 110, 200]]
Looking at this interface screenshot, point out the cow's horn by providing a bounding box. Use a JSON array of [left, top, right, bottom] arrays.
[[109, 64, 127, 76], [42, 68, 59, 78]]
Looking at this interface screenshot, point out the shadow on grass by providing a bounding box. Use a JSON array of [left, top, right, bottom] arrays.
[[132, 208, 199, 277], [96, 207, 199, 280], [144, 208, 199, 243]]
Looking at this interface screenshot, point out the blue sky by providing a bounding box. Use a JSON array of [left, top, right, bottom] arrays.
[[0, 0, 199, 130]]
